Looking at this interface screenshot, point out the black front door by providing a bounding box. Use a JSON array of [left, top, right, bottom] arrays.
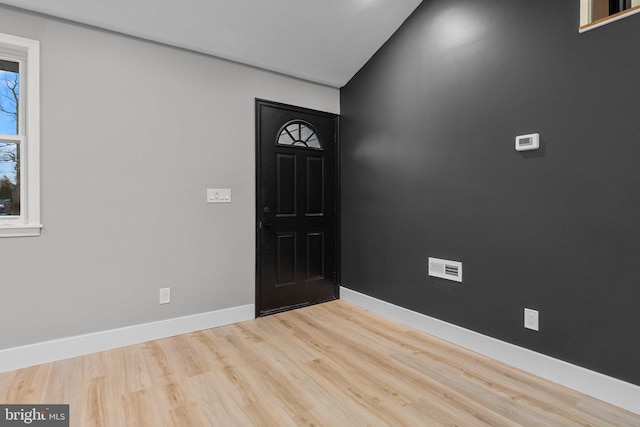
[[256, 99, 339, 317]]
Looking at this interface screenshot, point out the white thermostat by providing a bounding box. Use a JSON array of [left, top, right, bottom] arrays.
[[515, 133, 540, 151]]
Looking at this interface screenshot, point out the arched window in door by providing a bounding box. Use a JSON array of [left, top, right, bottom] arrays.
[[276, 121, 323, 150]]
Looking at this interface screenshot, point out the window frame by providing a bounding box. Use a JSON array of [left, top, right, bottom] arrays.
[[0, 32, 41, 238], [579, 0, 640, 32]]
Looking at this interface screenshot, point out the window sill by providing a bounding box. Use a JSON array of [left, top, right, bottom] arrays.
[[0, 224, 43, 238]]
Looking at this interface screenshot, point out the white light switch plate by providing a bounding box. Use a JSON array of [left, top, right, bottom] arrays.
[[207, 188, 231, 203]]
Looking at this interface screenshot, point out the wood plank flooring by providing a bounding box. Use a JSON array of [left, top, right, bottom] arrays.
[[0, 300, 638, 426]]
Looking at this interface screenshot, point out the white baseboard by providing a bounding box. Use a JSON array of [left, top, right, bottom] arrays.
[[340, 287, 640, 415], [0, 304, 255, 374]]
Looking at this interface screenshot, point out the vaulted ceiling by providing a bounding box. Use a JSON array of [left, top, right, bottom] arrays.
[[0, 0, 423, 87]]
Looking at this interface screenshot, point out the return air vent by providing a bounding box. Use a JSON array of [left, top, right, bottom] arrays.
[[445, 264, 459, 276], [428, 257, 463, 282]]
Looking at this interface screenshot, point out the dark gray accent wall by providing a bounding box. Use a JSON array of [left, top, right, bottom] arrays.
[[340, 0, 640, 386]]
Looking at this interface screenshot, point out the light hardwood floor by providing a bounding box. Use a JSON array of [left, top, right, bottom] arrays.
[[0, 300, 638, 426]]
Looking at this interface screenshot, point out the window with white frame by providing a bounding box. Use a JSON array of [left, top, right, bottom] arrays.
[[0, 32, 40, 237]]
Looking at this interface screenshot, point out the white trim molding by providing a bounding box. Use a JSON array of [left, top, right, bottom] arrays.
[[341, 286, 640, 415], [0, 304, 255, 373]]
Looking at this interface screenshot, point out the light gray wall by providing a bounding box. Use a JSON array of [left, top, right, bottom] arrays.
[[0, 5, 339, 349]]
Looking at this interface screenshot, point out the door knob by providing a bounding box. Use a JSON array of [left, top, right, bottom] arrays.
[[262, 222, 272, 230]]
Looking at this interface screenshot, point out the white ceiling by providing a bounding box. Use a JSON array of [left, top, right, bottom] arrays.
[[0, 0, 423, 87]]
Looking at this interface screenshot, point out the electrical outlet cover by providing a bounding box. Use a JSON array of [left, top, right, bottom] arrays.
[[524, 308, 539, 331], [159, 287, 171, 304]]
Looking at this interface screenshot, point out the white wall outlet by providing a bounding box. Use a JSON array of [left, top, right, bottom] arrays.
[[524, 308, 539, 331], [159, 287, 171, 305], [207, 188, 231, 203]]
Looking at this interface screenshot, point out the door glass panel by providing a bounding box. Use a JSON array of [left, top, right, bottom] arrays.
[[277, 121, 323, 150]]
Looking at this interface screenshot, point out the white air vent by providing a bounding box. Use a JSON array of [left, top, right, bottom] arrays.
[[428, 257, 463, 282]]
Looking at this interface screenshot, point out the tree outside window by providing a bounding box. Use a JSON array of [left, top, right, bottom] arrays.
[[0, 58, 19, 216]]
